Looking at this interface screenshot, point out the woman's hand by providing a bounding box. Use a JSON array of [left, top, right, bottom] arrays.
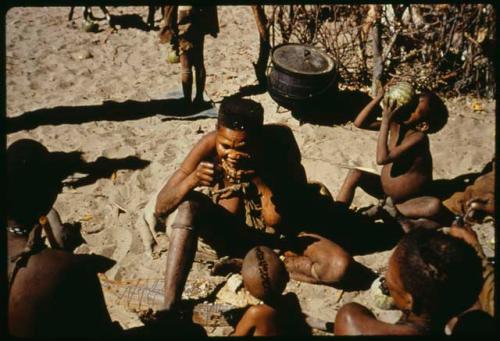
[[190, 161, 215, 187]]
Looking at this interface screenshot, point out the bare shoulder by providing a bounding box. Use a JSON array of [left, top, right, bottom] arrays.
[[28, 249, 114, 278], [187, 130, 217, 156], [198, 130, 217, 145], [246, 304, 278, 319]]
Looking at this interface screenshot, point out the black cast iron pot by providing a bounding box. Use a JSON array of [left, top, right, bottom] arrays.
[[267, 43, 338, 113]]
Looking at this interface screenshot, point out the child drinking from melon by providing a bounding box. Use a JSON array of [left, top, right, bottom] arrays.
[[336, 80, 454, 231]]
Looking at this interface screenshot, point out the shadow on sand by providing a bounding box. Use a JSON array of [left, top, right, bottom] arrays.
[[49, 150, 150, 189], [288, 88, 377, 126], [6, 98, 214, 134]]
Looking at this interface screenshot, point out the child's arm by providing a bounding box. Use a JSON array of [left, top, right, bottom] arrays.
[[353, 82, 385, 130], [335, 302, 416, 335], [376, 105, 426, 165]]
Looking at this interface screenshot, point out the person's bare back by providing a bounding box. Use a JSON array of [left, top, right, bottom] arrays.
[[8, 245, 116, 337]]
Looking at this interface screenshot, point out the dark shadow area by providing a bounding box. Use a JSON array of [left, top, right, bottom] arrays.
[[49, 151, 150, 189], [59, 221, 86, 252], [7, 98, 214, 134], [428, 159, 494, 200], [109, 14, 151, 31], [232, 83, 268, 98], [290, 88, 375, 126], [81, 253, 117, 273], [304, 202, 404, 257]]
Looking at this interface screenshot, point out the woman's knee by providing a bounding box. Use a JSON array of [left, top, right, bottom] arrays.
[[172, 195, 207, 230]]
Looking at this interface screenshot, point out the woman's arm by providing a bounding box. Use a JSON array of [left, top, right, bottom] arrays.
[[154, 132, 216, 217]]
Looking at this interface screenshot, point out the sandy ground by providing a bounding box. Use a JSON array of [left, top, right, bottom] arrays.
[[6, 6, 495, 336]]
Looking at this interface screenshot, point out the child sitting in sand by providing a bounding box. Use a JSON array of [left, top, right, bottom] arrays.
[[233, 246, 310, 336], [334, 228, 483, 335], [336, 80, 454, 231]]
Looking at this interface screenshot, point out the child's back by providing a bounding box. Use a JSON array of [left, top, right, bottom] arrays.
[[234, 246, 310, 336]]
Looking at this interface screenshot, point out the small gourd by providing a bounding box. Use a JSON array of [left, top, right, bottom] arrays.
[[382, 81, 416, 110], [82, 20, 99, 33], [167, 50, 180, 64], [370, 276, 397, 310]]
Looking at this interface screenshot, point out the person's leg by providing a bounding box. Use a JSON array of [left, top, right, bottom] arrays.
[[336, 169, 384, 206], [192, 36, 206, 105], [180, 53, 193, 106], [395, 196, 455, 231], [162, 199, 200, 311], [163, 192, 280, 310], [283, 233, 376, 289]]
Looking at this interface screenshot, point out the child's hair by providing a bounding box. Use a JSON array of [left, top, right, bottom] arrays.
[[7, 139, 58, 227], [241, 246, 289, 301], [218, 96, 264, 133], [419, 92, 448, 134], [394, 229, 482, 319]]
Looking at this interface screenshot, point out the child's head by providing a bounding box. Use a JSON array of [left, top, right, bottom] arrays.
[[398, 92, 448, 134], [385, 229, 482, 320], [7, 139, 60, 227], [242, 246, 289, 302]]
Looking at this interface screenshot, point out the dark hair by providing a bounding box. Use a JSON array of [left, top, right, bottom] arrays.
[[217, 96, 264, 133], [7, 139, 58, 226], [420, 92, 448, 134], [395, 229, 482, 318]]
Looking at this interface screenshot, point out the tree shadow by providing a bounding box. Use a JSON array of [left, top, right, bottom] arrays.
[[6, 98, 215, 134], [290, 88, 377, 126], [49, 150, 150, 189]]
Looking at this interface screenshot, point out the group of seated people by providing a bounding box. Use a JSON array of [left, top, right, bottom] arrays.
[[6, 80, 495, 336]]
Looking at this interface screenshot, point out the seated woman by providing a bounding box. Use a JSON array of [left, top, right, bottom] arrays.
[[334, 228, 483, 335], [147, 97, 373, 312]]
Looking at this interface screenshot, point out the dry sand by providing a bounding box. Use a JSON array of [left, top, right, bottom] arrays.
[[6, 6, 495, 335]]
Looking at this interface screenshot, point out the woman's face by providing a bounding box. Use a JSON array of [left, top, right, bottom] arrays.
[[215, 125, 257, 182]]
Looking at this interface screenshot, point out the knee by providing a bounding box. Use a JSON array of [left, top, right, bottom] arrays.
[[425, 197, 442, 216], [314, 252, 351, 284], [330, 253, 351, 282], [334, 302, 368, 335], [172, 199, 201, 230], [346, 169, 362, 183]]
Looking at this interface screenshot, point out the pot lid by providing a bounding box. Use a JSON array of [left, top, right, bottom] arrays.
[[272, 44, 335, 76]]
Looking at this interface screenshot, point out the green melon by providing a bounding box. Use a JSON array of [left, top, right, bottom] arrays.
[[167, 50, 180, 64], [82, 20, 99, 33], [382, 81, 416, 110], [370, 276, 397, 310]]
